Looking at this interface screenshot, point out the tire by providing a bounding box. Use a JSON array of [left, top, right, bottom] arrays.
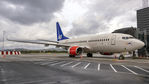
[[119, 55, 125, 60], [87, 53, 93, 57], [69, 55, 72, 57], [69, 55, 75, 57]]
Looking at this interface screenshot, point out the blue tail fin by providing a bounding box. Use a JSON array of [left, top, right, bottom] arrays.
[[56, 22, 69, 41]]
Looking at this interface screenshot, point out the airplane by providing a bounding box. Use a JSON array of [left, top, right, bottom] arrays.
[[8, 22, 145, 60]]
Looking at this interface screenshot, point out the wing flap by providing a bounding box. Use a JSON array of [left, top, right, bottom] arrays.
[[37, 39, 59, 43]]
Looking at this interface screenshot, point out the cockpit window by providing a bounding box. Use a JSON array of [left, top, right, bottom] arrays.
[[122, 37, 125, 39], [126, 37, 128, 39], [129, 37, 134, 39], [122, 37, 134, 40]]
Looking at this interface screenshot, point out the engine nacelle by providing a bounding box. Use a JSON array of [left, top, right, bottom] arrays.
[[68, 46, 83, 55], [100, 52, 114, 55]]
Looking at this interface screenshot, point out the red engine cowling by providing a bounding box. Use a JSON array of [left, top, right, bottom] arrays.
[[68, 46, 83, 55], [100, 52, 114, 55]]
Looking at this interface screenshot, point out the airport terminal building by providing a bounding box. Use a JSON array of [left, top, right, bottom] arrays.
[[113, 7, 149, 56], [137, 7, 149, 56]]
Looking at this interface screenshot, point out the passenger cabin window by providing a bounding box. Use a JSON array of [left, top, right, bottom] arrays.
[[98, 39, 109, 41]]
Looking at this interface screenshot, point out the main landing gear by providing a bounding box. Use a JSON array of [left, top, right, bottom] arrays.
[[87, 53, 93, 57], [119, 54, 125, 60], [69, 55, 75, 57]]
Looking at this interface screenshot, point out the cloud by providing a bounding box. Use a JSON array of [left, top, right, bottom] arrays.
[[67, 15, 107, 36], [0, 0, 65, 49], [67, 0, 142, 36], [0, 21, 58, 49], [0, 0, 64, 25]]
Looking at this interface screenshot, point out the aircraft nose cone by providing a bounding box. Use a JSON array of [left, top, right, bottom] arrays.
[[137, 40, 145, 49]]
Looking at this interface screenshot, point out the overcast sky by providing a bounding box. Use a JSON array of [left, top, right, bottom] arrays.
[[0, 0, 145, 49]]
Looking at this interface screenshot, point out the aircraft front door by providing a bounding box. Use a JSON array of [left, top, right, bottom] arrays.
[[111, 35, 116, 45]]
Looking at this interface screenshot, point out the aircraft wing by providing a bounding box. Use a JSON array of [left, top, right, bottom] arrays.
[[7, 39, 70, 47], [37, 39, 59, 43], [7, 39, 91, 50]]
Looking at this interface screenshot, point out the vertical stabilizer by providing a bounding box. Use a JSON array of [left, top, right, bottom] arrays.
[[56, 22, 69, 41]]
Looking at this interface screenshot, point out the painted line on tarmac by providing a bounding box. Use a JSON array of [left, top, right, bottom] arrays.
[[121, 65, 138, 75], [34, 62, 43, 64], [110, 64, 117, 72], [60, 61, 73, 67], [19, 80, 45, 84], [0, 66, 7, 82], [40, 61, 58, 65], [71, 62, 81, 68], [84, 63, 90, 69], [51, 61, 65, 66], [34, 61, 52, 64], [134, 66, 149, 73], [98, 64, 100, 71]]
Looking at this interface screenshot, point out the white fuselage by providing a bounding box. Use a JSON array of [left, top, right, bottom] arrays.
[[59, 33, 144, 53]]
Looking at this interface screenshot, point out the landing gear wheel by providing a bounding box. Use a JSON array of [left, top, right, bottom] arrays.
[[87, 53, 93, 57], [69, 55, 75, 57], [119, 55, 125, 60]]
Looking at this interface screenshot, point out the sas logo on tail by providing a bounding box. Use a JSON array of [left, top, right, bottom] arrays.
[[59, 35, 62, 39]]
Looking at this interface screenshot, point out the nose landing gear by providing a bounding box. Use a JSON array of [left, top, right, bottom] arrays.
[[119, 54, 125, 60]]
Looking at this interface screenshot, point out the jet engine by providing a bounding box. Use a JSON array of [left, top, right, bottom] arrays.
[[68, 46, 83, 56]]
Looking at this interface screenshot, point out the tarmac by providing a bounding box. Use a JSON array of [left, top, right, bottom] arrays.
[[0, 53, 148, 84]]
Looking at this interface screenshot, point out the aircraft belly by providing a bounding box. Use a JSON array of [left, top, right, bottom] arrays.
[[87, 42, 99, 52]]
